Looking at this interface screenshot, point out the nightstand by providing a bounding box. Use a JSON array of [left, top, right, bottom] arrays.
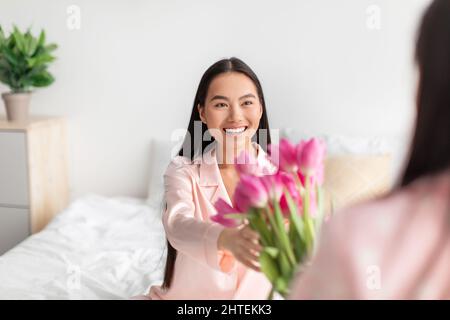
[[0, 116, 69, 255]]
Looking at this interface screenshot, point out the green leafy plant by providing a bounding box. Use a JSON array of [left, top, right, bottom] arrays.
[[0, 25, 57, 93]]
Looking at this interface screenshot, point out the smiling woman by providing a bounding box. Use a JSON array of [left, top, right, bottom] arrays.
[[139, 57, 275, 300], [198, 72, 264, 167]]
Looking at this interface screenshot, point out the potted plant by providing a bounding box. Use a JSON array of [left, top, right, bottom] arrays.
[[0, 25, 57, 122]]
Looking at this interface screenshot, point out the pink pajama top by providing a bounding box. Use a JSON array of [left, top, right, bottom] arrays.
[[289, 171, 450, 299], [149, 142, 274, 299]]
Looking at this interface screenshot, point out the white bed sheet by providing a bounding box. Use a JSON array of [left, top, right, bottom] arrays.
[[0, 195, 166, 300]]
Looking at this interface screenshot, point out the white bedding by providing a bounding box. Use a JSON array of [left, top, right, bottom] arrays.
[[0, 195, 166, 299]]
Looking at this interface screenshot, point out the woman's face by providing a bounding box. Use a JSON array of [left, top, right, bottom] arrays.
[[198, 72, 263, 158]]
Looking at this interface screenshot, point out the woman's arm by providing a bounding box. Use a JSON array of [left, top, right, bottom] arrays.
[[162, 161, 227, 271]]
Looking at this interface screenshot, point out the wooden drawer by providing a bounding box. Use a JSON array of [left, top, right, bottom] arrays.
[[0, 132, 30, 207], [0, 117, 69, 252], [0, 206, 30, 255]]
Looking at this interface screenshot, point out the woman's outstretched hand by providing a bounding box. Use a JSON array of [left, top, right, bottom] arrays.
[[217, 223, 262, 272]]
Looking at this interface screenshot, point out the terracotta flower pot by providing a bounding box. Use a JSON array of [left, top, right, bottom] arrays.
[[1, 92, 31, 122]]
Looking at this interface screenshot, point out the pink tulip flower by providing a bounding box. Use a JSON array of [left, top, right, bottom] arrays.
[[211, 198, 240, 227], [269, 138, 299, 173], [297, 138, 326, 176], [279, 172, 303, 215], [260, 174, 284, 202], [235, 150, 274, 177], [233, 174, 268, 212]]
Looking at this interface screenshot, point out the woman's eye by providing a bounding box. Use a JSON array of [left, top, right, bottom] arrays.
[[243, 100, 253, 106], [215, 103, 227, 108]]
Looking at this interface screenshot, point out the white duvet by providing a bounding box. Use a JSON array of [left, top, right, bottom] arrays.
[[0, 195, 166, 299]]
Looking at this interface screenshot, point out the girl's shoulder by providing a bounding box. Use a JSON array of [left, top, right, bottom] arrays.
[[328, 170, 450, 253], [164, 156, 199, 179]]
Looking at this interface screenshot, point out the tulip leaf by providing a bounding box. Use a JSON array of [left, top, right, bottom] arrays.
[[223, 213, 247, 220], [249, 210, 272, 246], [264, 207, 282, 244], [273, 199, 296, 267], [274, 277, 289, 297], [267, 288, 275, 300], [279, 251, 291, 278], [303, 217, 315, 256], [284, 191, 304, 240], [263, 246, 279, 258], [259, 250, 280, 284], [303, 174, 310, 218], [315, 185, 325, 230], [292, 224, 307, 263], [302, 174, 316, 255]]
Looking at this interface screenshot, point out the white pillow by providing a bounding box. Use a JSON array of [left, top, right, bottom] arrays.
[[281, 128, 391, 155], [280, 128, 409, 184]]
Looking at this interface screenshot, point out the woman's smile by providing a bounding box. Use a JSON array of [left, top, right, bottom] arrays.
[[223, 126, 248, 135]]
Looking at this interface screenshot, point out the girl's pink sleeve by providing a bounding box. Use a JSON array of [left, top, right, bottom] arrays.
[[162, 161, 230, 272]]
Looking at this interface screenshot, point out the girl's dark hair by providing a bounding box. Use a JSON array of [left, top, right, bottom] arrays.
[[162, 57, 271, 289], [401, 0, 450, 187]]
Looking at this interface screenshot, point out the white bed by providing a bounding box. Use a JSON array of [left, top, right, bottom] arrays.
[[0, 195, 166, 299]]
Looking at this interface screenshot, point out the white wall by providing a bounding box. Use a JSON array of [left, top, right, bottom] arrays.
[[0, 0, 432, 200]]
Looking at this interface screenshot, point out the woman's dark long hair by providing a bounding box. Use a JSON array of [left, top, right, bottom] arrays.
[[162, 57, 271, 289], [401, 0, 450, 187]]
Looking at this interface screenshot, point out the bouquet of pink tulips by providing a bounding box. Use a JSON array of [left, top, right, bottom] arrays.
[[212, 138, 326, 299]]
